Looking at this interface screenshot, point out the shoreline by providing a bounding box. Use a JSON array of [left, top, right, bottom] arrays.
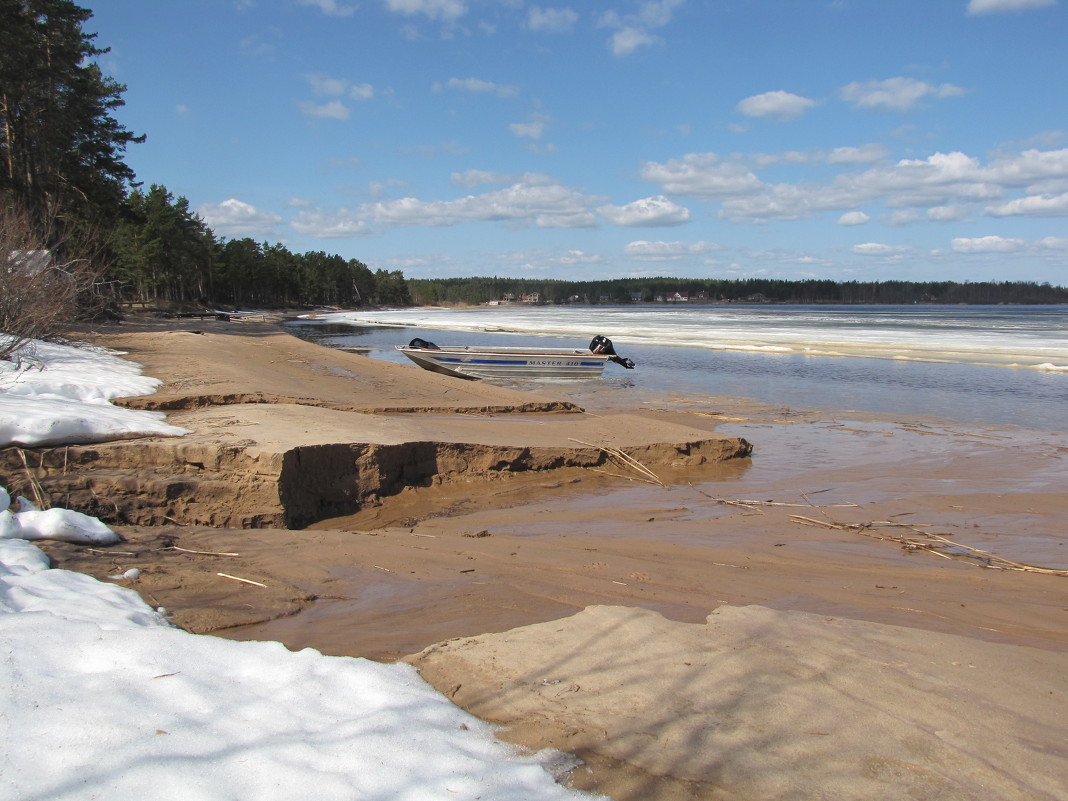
[[34, 315, 1068, 801]]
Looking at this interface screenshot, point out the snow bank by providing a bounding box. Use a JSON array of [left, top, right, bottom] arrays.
[[0, 496, 595, 800], [0, 337, 189, 447]]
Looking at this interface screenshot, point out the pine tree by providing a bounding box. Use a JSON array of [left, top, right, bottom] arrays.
[[0, 0, 144, 244]]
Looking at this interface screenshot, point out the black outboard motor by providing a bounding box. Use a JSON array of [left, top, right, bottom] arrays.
[[589, 335, 635, 369], [408, 337, 439, 350]]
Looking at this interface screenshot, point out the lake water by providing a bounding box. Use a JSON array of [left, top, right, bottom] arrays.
[[286, 305, 1068, 432]]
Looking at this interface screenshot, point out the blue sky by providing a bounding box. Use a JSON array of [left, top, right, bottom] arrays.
[[87, 0, 1067, 283]]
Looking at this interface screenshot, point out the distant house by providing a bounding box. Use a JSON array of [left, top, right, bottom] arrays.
[[521, 292, 540, 304], [630, 292, 644, 303], [666, 291, 689, 303]]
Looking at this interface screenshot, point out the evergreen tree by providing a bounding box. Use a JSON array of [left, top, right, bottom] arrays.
[[111, 185, 215, 304], [0, 0, 144, 245]]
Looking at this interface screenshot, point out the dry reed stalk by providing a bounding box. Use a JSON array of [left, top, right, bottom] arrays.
[[591, 467, 664, 486], [569, 438, 666, 487], [15, 449, 48, 509], [693, 487, 857, 512]]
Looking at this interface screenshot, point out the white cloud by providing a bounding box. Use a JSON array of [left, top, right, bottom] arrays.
[[557, 249, 605, 264], [708, 148, 1068, 223], [297, 0, 356, 16], [442, 77, 519, 98], [852, 243, 911, 256], [299, 99, 350, 120], [291, 209, 374, 238], [598, 196, 691, 226], [985, 192, 1068, 217], [623, 240, 721, 260], [838, 211, 870, 226], [307, 74, 349, 96], [736, 91, 818, 120], [307, 74, 375, 101], [609, 27, 657, 55], [451, 170, 508, 188], [527, 6, 579, 33], [840, 77, 966, 112], [827, 144, 890, 164], [1037, 236, 1068, 249], [198, 199, 283, 237], [967, 0, 1056, 13], [598, 0, 685, 56], [293, 180, 602, 235], [750, 145, 889, 168], [951, 235, 1026, 253], [926, 205, 969, 221], [509, 114, 550, 140], [885, 209, 921, 226], [451, 170, 554, 188], [349, 83, 375, 100], [386, 0, 466, 21], [640, 153, 763, 198]]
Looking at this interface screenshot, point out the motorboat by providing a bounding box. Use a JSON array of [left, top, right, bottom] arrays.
[[396, 334, 634, 380]]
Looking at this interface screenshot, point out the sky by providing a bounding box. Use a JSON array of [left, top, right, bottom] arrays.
[[0, 339, 592, 800], [83, 0, 1068, 284]]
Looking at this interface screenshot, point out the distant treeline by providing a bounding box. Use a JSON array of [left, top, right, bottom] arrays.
[[407, 277, 1068, 306], [109, 186, 411, 309]]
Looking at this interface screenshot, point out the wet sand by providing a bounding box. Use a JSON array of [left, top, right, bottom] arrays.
[[40, 314, 1068, 801]]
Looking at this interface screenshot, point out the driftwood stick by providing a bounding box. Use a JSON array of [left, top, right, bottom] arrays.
[[217, 572, 266, 587], [168, 546, 240, 557]]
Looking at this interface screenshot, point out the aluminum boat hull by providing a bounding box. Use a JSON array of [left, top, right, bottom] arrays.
[[396, 344, 610, 380]]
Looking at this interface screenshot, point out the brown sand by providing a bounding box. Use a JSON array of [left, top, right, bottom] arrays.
[[32, 315, 1068, 801]]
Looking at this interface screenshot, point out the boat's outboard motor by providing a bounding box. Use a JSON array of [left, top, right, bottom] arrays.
[[589, 335, 635, 369], [408, 337, 439, 350]]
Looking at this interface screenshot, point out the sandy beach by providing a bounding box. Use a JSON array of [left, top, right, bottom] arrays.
[[25, 314, 1068, 801]]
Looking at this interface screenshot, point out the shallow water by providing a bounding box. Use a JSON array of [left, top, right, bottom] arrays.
[[287, 304, 1068, 431]]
